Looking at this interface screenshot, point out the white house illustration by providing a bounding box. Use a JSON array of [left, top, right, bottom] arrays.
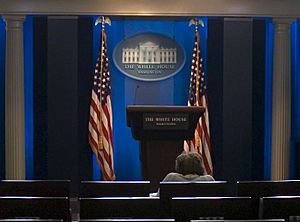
[[122, 41, 177, 64]]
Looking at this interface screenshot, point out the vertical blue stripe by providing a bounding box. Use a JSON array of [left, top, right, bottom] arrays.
[[290, 19, 299, 178], [292, 19, 300, 139], [0, 17, 5, 179], [290, 20, 296, 178], [24, 16, 34, 179], [291, 21, 297, 139], [264, 18, 274, 179]]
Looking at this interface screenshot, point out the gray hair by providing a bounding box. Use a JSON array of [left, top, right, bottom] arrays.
[[175, 151, 204, 175]]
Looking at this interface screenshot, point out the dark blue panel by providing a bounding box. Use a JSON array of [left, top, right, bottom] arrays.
[[47, 17, 80, 195], [252, 19, 266, 180], [33, 16, 94, 188], [223, 19, 253, 185], [33, 17, 48, 179], [0, 17, 5, 179], [24, 16, 34, 179], [77, 17, 93, 181], [207, 18, 224, 180]]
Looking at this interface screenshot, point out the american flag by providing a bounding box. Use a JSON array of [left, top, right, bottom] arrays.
[[88, 24, 115, 180], [184, 25, 213, 175]]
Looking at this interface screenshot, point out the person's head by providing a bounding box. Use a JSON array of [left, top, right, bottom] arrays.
[[174, 151, 204, 176]]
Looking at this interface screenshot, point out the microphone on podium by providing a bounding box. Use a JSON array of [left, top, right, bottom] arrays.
[[133, 85, 140, 105]]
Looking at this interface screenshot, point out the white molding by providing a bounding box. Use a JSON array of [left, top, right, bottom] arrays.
[[0, 0, 300, 17]]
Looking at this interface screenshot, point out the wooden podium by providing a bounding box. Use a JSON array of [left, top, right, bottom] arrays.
[[126, 105, 205, 191]]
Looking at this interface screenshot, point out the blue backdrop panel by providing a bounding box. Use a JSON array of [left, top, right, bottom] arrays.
[[92, 18, 207, 180], [92, 16, 101, 180], [291, 19, 300, 178], [24, 16, 34, 179], [0, 17, 5, 179], [292, 20, 300, 139]]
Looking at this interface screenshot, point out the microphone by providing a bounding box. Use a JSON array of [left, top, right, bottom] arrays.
[[133, 85, 140, 105]]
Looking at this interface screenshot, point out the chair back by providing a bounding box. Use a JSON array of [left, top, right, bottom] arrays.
[[80, 181, 151, 197], [80, 197, 162, 219], [0, 196, 69, 221], [0, 180, 70, 197], [172, 197, 253, 221]]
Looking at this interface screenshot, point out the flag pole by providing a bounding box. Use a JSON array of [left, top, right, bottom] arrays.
[[186, 18, 213, 175], [188, 17, 204, 106], [189, 18, 204, 152], [95, 16, 111, 150], [98, 16, 105, 150], [194, 20, 201, 152], [89, 16, 115, 180], [195, 20, 200, 105]]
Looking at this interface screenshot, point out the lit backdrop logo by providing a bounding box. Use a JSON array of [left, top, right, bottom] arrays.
[[113, 33, 185, 81]]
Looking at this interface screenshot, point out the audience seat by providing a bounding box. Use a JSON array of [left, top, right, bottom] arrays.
[[237, 180, 300, 218], [0, 196, 69, 221], [259, 196, 300, 221], [80, 197, 163, 219], [159, 181, 228, 217], [190, 220, 285, 222], [79, 220, 175, 222], [171, 196, 253, 221], [0, 180, 71, 221], [0, 220, 63, 222], [80, 181, 151, 197], [159, 181, 228, 199], [237, 180, 300, 197], [0, 180, 71, 197]]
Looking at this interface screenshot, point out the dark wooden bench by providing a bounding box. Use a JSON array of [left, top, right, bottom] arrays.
[[171, 197, 253, 221], [80, 197, 163, 219], [237, 180, 300, 197], [80, 181, 151, 197], [159, 181, 228, 199], [237, 180, 300, 218], [79, 220, 175, 222], [159, 181, 228, 217], [0, 180, 71, 221], [0, 219, 63, 222], [0, 196, 69, 221], [0, 180, 71, 197], [259, 196, 300, 221], [190, 220, 285, 222]]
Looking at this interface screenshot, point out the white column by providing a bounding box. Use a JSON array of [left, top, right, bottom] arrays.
[[271, 18, 294, 180], [3, 15, 26, 179]]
